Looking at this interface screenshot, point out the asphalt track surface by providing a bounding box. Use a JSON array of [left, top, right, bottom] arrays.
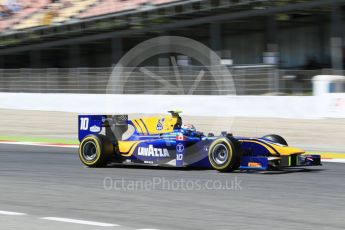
[[0, 144, 344, 230]]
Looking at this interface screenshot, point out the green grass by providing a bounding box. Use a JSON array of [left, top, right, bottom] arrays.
[[0, 136, 78, 145]]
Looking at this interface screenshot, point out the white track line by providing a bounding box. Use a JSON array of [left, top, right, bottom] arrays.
[[0, 210, 27, 216], [40, 217, 119, 227], [136, 229, 160, 230]]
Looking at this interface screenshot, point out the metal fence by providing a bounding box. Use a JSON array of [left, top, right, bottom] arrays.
[[0, 66, 329, 95]]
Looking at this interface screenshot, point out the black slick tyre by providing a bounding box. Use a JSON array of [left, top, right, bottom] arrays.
[[79, 134, 113, 167], [208, 137, 241, 172]]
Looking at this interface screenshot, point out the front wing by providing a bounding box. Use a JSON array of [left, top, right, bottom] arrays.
[[239, 154, 321, 170]]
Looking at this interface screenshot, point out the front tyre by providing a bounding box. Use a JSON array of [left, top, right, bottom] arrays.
[[208, 138, 240, 172], [79, 134, 113, 167]]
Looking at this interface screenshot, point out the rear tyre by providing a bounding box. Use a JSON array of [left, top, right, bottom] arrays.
[[208, 137, 241, 172], [262, 134, 288, 146], [79, 134, 113, 167]]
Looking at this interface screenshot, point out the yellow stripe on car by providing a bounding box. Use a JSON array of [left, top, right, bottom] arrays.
[[137, 119, 149, 135], [270, 144, 305, 156], [118, 140, 150, 157], [239, 140, 305, 156], [239, 140, 277, 155], [133, 119, 145, 135], [118, 141, 139, 153], [305, 152, 345, 159]]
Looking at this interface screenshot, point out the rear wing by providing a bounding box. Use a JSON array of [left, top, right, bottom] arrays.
[[78, 115, 128, 142]]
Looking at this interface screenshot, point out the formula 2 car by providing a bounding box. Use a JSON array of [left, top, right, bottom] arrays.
[[78, 111, 321, 172]]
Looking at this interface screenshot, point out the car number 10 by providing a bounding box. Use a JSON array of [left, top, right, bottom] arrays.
[[80, 117, 89, 130]]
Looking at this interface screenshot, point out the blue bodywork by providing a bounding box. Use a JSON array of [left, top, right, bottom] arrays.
[[78, 114, 321, 170]]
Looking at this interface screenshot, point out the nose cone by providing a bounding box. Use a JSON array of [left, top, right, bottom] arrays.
[[270, 144, 305, 156]]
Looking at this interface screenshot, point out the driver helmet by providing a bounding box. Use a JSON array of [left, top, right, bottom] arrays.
[[182, 124, 196, 131]]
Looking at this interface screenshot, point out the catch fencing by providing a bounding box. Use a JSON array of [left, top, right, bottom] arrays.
[[0, 66, 326, 95]]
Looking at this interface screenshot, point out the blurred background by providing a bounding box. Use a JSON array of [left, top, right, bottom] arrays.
[[0, 0, 343, 94], [0, 0, 344, 152]]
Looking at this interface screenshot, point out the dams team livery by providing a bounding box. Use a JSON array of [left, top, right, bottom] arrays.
[[78, 111, 321, 172]]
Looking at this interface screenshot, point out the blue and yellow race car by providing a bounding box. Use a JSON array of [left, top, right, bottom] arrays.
[[78, 111, 321, 172]]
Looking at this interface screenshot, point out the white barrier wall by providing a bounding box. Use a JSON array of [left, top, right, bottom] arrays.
[[0, 93, 345, 119], [320, 93, 345, 118]]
